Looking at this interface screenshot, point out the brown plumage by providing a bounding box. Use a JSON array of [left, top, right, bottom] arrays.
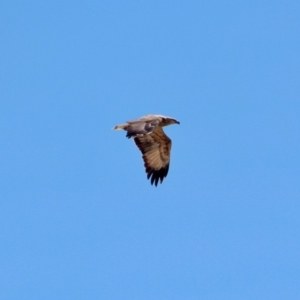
[[114, 115, 180, 186]]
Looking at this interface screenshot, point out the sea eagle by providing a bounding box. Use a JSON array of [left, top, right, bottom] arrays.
[[114, 115, 180, 186]]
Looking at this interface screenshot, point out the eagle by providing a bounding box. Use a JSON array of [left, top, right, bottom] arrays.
[[114, 115, 180, 186]]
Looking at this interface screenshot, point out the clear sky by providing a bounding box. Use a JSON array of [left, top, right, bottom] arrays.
[[1, 1, 300, 299]]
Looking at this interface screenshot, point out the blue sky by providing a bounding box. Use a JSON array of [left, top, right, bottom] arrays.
[[1, 1, 300, 299]]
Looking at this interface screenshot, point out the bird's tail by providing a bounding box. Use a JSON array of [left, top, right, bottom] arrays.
[[113, 123, 128, 130]]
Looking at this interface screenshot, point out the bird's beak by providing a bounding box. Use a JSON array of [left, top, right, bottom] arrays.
[[176, 120, 180, 125]]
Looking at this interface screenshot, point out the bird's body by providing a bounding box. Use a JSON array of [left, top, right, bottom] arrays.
[[114, 115, 180, 186]]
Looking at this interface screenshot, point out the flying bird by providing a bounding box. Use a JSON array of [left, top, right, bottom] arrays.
[[114, 115, 180, 186]]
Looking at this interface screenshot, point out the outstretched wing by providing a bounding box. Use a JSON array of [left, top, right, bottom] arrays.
[[134, 126, 172, 186]]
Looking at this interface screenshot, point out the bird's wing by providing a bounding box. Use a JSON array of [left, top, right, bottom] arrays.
[[134, 126, 172, 186]]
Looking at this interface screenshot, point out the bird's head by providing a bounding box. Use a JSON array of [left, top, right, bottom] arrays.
[[164, 117, 180, 126]]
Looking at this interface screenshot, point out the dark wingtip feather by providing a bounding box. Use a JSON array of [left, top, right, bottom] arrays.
[[146, 164, 170, 186]]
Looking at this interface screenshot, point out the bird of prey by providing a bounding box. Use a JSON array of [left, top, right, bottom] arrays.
[[114, 115, 180, 186]]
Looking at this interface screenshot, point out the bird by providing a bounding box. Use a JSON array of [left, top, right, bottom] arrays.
[[114, 114, 180, 186]]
